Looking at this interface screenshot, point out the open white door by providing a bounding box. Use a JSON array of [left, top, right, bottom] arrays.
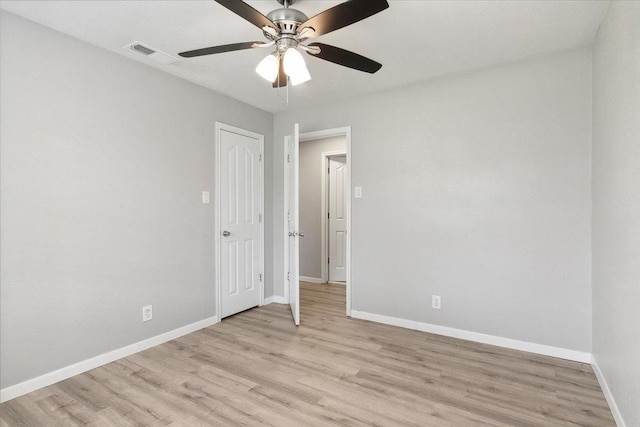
[[287, 124, 300, 325]]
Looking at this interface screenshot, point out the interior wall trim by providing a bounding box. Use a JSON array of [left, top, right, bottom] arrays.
[[299, 276, 322, 283], [0, 316, 220, 403], [350, 310, 592, 363], [592, 355, 627, 427], [264, 295, 287, 305]]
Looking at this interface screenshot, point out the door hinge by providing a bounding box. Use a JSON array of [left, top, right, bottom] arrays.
[[287, 272, 291, 281], [287, 154, 290, 163], [328, 212, 330, 219], [259, 273, 263, 282], [259, 153, 262, 162], [328, 167, 330, 174], [259, 213, 262, 223], [328, 257, 330, 263]]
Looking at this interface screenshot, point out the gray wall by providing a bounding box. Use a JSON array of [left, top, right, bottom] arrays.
[[0, 11, 273, 389], [274, 49, 593, 351], [592, 2, 640, 425], [299, 136, 346, 279]]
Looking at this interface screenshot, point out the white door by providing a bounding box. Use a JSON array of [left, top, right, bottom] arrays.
[[286, 124, 300, 325], [328, 156, 347, 282], [219, 125, 263, 319]]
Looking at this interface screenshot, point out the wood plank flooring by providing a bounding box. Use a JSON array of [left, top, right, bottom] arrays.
[[1, 282, 615, 426]]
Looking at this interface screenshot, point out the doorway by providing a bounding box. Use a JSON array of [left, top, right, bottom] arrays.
[[215, 122, 264, 320], [323, 153, 347, 284], [285, 126, 352, 322]]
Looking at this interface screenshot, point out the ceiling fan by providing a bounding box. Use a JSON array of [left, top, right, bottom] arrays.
[[178, 0, 389, 88]]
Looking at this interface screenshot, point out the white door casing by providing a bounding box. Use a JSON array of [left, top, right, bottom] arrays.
[[286, 125, 301, 325], [216, 123, 264, 319], [329, 156, 347, 282]]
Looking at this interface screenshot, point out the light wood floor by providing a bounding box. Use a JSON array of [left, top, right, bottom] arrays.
[[1, 282, 615, 426]]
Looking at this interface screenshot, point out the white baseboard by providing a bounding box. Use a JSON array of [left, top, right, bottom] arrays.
[[299, 276, 322, 283], [298, 277, 345, 286], [591, 355, 626, 427], [264, 295, 287, 305], [350, 310, 591, 363], [0, 316, 219, 403]]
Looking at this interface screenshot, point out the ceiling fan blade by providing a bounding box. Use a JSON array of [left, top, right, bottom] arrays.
[[273, 56, 288, 88], [178, 41, 262, 58], [298, 0, 389, 38], [214, 0, 277, 33], [307, 43, 382, 74]]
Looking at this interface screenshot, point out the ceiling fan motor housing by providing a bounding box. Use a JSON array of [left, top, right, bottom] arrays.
[[266, 8, 308, 35]]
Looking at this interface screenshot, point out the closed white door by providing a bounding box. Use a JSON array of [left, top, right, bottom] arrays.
[[329, 156, 347, 282], [219, 125, 263, 319], [286, 125, 300, 325]]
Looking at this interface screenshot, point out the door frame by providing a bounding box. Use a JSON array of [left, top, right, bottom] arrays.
[[321, 151, 347, 284], [215, 122, 265, 320], [285, 126, 352, 316]]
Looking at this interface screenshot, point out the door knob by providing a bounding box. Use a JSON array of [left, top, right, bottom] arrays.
[[298, 232, 304, 237], [222, 231, 231, 237]]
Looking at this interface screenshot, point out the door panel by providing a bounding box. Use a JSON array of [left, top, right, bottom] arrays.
[[244, 147, 255, 223], [228, 241, 238, 295], [287, 124, 300, 325], [220, 128, 262, 318], [329, 156, 347, 282]]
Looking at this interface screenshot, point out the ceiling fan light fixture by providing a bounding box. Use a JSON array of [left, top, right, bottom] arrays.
[[180, 0, 389, 88], [256, 53, 279, 83], [289, 66, 311, 86], [283, 47, 311, 85]]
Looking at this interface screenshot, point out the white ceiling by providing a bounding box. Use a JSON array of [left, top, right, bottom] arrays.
[[1, 0, 610, 113]]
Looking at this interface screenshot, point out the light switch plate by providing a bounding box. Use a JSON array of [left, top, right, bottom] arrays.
[[354, 186, 362, 199], [202, 191, 210, 204]]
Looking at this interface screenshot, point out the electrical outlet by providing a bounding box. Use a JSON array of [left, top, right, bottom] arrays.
[[432, 295, 441, 310], [142, 305, 153, 322]]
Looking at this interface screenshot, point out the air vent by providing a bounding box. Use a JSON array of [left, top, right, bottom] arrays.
[[123, 41, 177, 65], [131, 43, 155, 56]]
